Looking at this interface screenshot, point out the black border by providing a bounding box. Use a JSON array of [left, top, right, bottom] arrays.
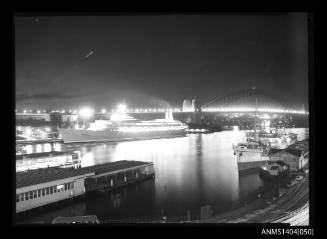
[[7, 8, 321, 237]]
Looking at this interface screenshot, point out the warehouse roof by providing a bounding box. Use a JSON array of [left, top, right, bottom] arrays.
[[16, 160, 152, 189], [85, 160, 152, 175], [16, 167, 94, 188], [288, 139, 309, 154], [268, 148, 303, 157]]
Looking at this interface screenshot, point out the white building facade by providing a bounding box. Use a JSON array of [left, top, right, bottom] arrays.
[[16, 172, 94, 213]]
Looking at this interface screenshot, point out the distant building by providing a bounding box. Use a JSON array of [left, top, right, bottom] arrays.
[[16, 113, 50, 122], [62, 114, 78, 123], [268, 142, 309, 171], [182, 99, 193, 112], [50, 112, 63, 128]]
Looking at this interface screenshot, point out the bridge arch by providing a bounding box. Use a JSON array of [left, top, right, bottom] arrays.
[[202, 88, 286, 111]]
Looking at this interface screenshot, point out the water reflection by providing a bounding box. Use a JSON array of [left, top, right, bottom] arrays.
[[16, 128, 308, 223]]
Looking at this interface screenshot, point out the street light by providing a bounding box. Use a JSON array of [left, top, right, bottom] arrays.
[[101, 108, 106, 114]]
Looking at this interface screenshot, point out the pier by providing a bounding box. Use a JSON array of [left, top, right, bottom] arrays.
[[83, 161, 155, 193], [16, 139, 63, 145], [16, 160, 154, 213]]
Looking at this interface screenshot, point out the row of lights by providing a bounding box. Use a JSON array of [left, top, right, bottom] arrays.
[[124, 108, 181, 113], [202, 107, 308, 114], [16, 109, 80, 114], [16, 108, 183, 114], [15, 107, 308, 115]]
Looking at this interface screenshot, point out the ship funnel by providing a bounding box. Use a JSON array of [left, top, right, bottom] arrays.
[[165, 109, 174, 121]]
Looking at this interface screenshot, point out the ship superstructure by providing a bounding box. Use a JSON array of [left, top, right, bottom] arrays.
[[245, 127, 297, 149]]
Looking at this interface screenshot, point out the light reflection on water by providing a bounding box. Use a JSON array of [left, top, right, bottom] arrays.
[[16, 128, 308, 223]]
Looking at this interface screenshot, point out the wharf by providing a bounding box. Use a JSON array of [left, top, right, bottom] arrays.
[[16, 151, 75, 160], [83, 161, 155, 193], [16, 139, 63, 145], [16, 160, 155, 213]]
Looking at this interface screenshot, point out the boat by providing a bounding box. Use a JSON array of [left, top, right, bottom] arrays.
[[245, 127, 297, 149], [232, 98, 297, 172], [233, 141, 270, 172], [59, 106, 187, 143]]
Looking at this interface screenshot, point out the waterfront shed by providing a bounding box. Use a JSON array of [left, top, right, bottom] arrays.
[[16, 167, 94, 213], [268, 147, 308, 171]]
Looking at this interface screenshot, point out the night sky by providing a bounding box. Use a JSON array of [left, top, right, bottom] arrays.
[[15, 13, 308, 110]]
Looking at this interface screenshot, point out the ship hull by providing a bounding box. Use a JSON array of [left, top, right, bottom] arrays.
[[59, 128, 186, 143], [235, 151, 269, 172], [238, 160, 268, 173]]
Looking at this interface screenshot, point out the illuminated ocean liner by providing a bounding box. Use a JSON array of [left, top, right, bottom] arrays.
[[59, 106, 187, 143]]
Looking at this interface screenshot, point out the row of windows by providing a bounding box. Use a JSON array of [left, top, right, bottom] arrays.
[[16, 182, 74, 203]]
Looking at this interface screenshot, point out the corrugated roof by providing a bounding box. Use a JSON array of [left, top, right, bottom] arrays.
[[268, 148, 303, 157], [16, 167, 93, 189], [268, 148, 283, 155], [270, 166, 279, 170], [16, 160, 152, 189], [268, 160, 287, 166], [284, 148, 302, 157], [86, 160, 152, 175]]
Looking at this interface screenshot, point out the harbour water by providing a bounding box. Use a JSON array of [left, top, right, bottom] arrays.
[[16, 128, 309, 223]]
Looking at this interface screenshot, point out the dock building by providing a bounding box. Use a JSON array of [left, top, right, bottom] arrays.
[[16, 160, 154, 213], [268, 140, 309, 171]]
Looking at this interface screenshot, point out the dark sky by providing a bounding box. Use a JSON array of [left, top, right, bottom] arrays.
[[15, 13, 308, 110]]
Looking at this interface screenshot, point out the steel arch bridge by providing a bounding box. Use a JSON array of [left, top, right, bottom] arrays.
[[201, 88, 304, 114]]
